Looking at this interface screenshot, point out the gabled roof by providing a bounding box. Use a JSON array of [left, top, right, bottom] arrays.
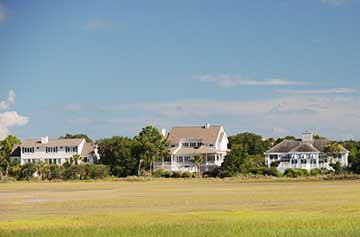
[[20, 138, 84, 147], [81, 143, 96, 157], [168, 125, 222, 145], [266, 138, 348, 154]]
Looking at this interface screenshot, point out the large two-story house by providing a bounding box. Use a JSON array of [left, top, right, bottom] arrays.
[[265, 132, 349, 172], [154, 124, 229, 174], [10, 136, 100, 165]]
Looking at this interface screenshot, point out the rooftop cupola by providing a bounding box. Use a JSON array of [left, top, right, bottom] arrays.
[[302, 131, 313, 142], [41, 136, 49, 144]]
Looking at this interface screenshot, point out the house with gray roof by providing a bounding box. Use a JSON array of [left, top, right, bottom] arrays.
[[154, 124, 229, 174], [265, 132, 349, 172], [10, 136, 100, 165]]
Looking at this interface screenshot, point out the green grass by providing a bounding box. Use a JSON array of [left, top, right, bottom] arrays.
[[1, 179, 360, 236]]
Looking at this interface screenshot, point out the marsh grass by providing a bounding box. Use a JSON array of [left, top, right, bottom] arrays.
[[0, 180, 360, 236]]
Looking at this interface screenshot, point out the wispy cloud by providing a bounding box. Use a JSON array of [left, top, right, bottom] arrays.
[[320, 0, 348, 7], [0, 2, 6, 23], [63, 93, 360, 139], [277, 88, 357, 95], [84, 19, 113, 31], [0, 90, 29, 140], [193, 75, 303, 87], [0, 89, 16, 110]]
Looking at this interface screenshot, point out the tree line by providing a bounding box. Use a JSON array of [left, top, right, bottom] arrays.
[[1, 127, 360, 180]]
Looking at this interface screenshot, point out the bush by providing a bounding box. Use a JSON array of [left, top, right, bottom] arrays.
[[161, 170, 173, 178], [46, 164, 64, 180], [270, 161, 280, 168], [310, 168, 321, 176], [172, 171, 183, 178], [152, 168, 165, 177], [19, 163, 36, 180], [182, 171, 193, 178], [283, 168, 309, 178], [84, 164, 109, 179]]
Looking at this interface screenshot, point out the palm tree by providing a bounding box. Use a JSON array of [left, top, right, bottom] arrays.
[[191, 154, 204, 177], [35, 161, 47, 179], [71, 154, 83, 165]]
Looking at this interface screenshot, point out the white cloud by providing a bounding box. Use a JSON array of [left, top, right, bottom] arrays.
[[84, 19, 112, 31], [0, 89, 16, 110], [111, 95, 360, 139], [320, 0, 348, 7], [0, 2, 6, 23], [277, 88, 357, 95], [0, 111, 29, 140], [0, 90, 28, 140], [193, 75, 303, 87]]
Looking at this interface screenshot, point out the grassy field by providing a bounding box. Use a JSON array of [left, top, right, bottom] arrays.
[[1, 179, 360, 237]]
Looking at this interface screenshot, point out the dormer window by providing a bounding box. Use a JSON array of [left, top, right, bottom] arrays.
[[209, 144, 214, 147]]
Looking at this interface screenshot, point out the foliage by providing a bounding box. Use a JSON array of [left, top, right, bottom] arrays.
[[0, 135, 20, 176], [71, 154, 83, 165], [228, 132, 271, 155], [270, 160, 280, 168], [19, 163, 37, 180], [191, 154, 204, 177], [216, 145, 265, 177], [273, 136, 297, 146], [97, 136, 138, 177], [330, 161, 342, 174], [310, 168, 322, 176], [134, 126, 170, 175], [283, 169, 310, 178], [59, 134, 93, 143]]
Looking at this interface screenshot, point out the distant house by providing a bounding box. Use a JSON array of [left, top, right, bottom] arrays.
[[265, 132, 349, 172], [10, 136, 100, 165], [154, 124, 229, 174]]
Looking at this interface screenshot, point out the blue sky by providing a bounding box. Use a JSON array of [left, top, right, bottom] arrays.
[[0, 0, 360, 140]]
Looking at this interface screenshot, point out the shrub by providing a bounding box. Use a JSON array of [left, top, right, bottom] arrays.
[[172, 171, 183, 178], [182, 171, 193, 178], [284, 168, 309, 178], [270, 161, 280, 168], [161, 170, 173, 178], [310, 168, 321, 176], [63, 165, 85, 180], [19, 163, 36, 180], [84, 164, 109, 179], [46, 164, 64, 180], [152, 168, 165, 177]]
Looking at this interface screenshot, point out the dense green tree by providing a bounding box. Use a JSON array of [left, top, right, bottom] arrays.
[[97, 136, 138, 177], [134, 126, 170, 175], [60, 134, 93, 143], [19, 163, 36, 180], [273, 136, 297, 146], [228, 133, 271, 155], [0, 135, 20, 176], [191, 154, 204, 177]]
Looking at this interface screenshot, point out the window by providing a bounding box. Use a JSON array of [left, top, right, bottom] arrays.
[[22, 147, 34, 153], [189, 142, 197, 147], [310, 159, 316, 164], [208, 155, 215, 163], [209, 144, 214, 147], [65, 146, 78, 153], [176, 156, 184, 163], [281, 156, 290, 162], [46, 147, 58, 153], [291, 159, 297, 164], [184, 156, 191, 163], [300, 159, 307, 164], [270, 155, 278, 160]]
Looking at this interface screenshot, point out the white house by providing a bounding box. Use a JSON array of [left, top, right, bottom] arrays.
[[10, 136, 100, 165], [265, 132, 349, 172], [154, 124, 229, 174]]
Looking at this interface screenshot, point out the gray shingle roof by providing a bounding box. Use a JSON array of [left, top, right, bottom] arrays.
[[168, 126, 222, 145], [266, 139, 348, 153]]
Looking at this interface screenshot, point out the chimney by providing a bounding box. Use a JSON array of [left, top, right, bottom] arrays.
[[161, 128, 167, 137], [41, 136, 49, 144], [302, 131, 313, 142]]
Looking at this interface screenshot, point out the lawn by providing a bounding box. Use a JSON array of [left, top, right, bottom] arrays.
[[0, 179, 360, 237]]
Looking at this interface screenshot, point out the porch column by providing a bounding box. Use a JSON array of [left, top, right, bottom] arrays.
[[162, 156, 164, 166]]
